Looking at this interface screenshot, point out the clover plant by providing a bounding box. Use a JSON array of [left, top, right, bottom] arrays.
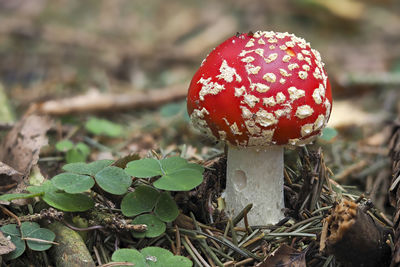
[[0, 222, 55, 260], [121, 185, 179, 238], [125, 156, 204, 191], [0, 155, 204, 253], [85, 117, 123, 137], [111, 247, 192, 267], [55, 139, 90, 163]]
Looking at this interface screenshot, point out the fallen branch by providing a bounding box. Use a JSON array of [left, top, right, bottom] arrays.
[[47, 221, 95, 267], [29, 85, 187, 115]]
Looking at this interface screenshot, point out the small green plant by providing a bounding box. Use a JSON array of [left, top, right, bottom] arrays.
[[125, 156, 204, 191], [111, 247, 192, 267], [56, 160, 131, 195], [121, 185, 179, 238], [0, 157, 203, 213], [55, 139, 90, 163], [0, 222, 56, 260], [27, 181, 95, 212], [0, 155, 204, 247], [85, 117, 124, 137]]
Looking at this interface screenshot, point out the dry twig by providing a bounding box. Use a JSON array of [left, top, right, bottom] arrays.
[[29, 86, 187, 115]]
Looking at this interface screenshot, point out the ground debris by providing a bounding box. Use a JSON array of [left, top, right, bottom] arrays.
[[47, 221, 96, 267], [170, 147, 391, 266], [256, 244, 306, 267], [0, 115, 51, 195], [322, 199, 392, 267], [0, 208, 64, 226], [0, 231, 16, 256], [389, 116, 400, 266]]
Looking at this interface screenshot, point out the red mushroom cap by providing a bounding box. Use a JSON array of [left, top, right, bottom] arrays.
[[187, 31, 332, 147]]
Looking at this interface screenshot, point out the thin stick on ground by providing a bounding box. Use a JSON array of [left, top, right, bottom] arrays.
[[29, 85, 187, 115]]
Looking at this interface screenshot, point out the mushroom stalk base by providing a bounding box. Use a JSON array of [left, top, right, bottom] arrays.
[[225, 145, 285, 226]]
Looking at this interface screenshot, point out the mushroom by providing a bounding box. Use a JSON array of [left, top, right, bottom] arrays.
[[187, 31, 332, 225]]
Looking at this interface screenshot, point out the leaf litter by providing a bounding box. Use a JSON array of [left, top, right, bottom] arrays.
[[0, 115, 51, 196]]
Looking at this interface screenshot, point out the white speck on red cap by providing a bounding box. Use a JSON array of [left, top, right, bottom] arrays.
[[263, 73, 276, 83], [217, 60, 242, 83], [263, 96, 276, 107]]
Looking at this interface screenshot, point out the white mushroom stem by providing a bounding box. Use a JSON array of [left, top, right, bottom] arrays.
[[225, 145, 285, 225]]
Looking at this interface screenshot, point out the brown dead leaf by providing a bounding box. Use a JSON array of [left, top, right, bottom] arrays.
[[0, 231, 16, 256], [257, 244, 306, 267], [0, 162, 22, 192], [0, 115, 51, 192]]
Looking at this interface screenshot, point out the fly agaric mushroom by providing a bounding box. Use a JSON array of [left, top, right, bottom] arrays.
[[187, 31, 332, 225]]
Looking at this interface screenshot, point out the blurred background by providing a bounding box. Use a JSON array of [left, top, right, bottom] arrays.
[[1, 0, 399, 107], [0, 0, 399, 203]]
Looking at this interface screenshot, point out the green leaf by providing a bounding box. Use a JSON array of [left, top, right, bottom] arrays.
[[52, 173, 94, 193], [20, 222, 40, 236], [27, 180, 58, 194], [121, 185, 160, 217], [87, 159, 114, 175], [1, 224, 25, 260], [131, 214, 166, 238], [43, 192, 94, 212], [110, 247, 192, 267], [150, 157, 204, 191], [26, 228, 55, 251], [63, 159, 114, 176], [125, 158, 163, 178], [165, 256, 193, 267], [111, 249, 146, 267], [5, 223, 55, 253], [154, 192, 179, 222], [0, 193, 42, 202], [76, 142, 90, 156], [160, 157, 204, 175], [85, 117, 123, 137], [1, 224, 20, 236], [185, 163, 205, 173], [154, 169, 203, 191], [141, 247, 173, 266], [95, 166, 131, 195], [66, 148, 88, 163], [6, 235, 25, 260], [125, 157, 204, 191], [160, 157, 188, 173], [55, 140, 74, 152], [320, 127, 338, 141], [62, 162, 90, 175], [140, 247, 192, 267]]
